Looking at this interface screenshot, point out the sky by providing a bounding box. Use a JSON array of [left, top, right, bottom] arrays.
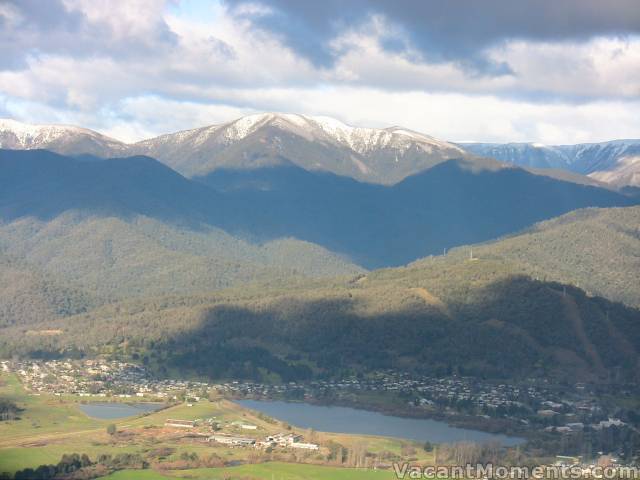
[[1, 0, 639, 144]]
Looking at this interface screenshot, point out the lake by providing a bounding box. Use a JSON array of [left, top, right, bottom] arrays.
[[238, 400, 525, 446], [78, 402, 164, 419]]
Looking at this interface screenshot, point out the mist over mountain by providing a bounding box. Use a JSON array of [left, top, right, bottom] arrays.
[[4, 2, 640, 472], [0, 149, 214, 222]]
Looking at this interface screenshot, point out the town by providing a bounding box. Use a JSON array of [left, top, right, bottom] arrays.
[[6, 359, 637, 443]]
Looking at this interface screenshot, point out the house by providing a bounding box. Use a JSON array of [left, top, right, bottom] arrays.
[[208, 434, 255, 446], [566, 422, 584, 431], [231, 420, 258, 430], [267, 433, 303, 446], [165, 419, 196, 428], [537, 409, 559, 417], [594, 418, 625, 430], [290, 442, 319, 450]]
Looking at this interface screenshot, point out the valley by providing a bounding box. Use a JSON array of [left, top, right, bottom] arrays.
[[4, 3, 640, 478], [1, 116, 639, 477], [2, 356, 638, 478]]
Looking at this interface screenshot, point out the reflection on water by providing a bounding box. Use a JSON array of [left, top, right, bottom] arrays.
[[238, 400, 525, 446]]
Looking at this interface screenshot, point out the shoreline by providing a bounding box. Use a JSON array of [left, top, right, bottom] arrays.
[[232, 395, 530, 444]]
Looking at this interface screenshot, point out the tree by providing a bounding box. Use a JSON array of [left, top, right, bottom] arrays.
[[80, 453, 91, 467], [107, 423, 116, 436]]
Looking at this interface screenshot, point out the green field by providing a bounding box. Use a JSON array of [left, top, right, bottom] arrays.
[[101, 462, 398, 479], [0, 372, 431, 477]]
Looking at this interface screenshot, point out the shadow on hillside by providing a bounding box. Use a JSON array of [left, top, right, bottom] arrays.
[[197, 159, 635, 268], [137, 276, 640, 383], [1, 149, 636, 269]]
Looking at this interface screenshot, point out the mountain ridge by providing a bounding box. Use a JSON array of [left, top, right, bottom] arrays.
[[1, 147, 638, 382], [4, 115, 639, 187], [4, 243, 638, 383], [462, 140, 640, 187], [0, 114, 468, 184], [2, 149, 635, 271]]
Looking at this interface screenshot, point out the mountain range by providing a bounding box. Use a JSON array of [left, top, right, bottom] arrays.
[[0, 115, 468, 185], [462, 140, 640, 188], [1, 114, 639, 382], [4, 209, 639, 382], [3, 115, 639, 187], [1, 149, 634, 271]]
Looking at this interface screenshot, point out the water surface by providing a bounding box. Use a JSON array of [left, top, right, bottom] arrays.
[[238, 400, 524, 446]]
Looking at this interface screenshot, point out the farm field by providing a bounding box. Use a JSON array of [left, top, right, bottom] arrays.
[[0, 373, 431, 476], [101, 462, 399, 479]]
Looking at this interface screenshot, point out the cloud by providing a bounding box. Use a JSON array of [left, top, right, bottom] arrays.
[[0, 0, 638, 143], [227, 0, 640, 73], [6, 86, 639, 146], [0, 0, 177, 69]]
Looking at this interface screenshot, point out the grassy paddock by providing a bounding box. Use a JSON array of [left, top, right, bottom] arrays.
[[101, 462, 399, 479], [1, 372, 429, 476]]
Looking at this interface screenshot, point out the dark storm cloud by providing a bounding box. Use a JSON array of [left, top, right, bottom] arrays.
[[226, 0, 640, 72], [0, 0, 81, 68], [0, 0, 177, 70]]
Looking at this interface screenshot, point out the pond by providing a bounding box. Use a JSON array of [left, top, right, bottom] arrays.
[[78, 402, 164, 419], [237, 400, 525, 446]]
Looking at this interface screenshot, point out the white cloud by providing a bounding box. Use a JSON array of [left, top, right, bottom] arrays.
[[0, 0, 638, 143], [6, 88, 638, 145], [490, 36, 640, 99]]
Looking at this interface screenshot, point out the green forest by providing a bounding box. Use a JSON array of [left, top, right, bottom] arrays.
[[2, 225, 638, 383]]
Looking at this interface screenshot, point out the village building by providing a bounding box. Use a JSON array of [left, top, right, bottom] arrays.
[[290, 442, 319, 450], [164, 419, 196, 428], [208, 434, 255, 446]]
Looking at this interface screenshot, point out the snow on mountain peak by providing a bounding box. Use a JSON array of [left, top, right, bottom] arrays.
[[209, 112, 464, 155], [0, 118, 100, 148]]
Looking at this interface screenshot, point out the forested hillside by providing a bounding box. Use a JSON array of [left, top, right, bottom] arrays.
[[3, 252, 638, 383], [0, 253, 93, 327], [442, 206, 640, 307], [198, 158, 636, 267], [1, 148, 638, 327], [0, 149, 363, 306], [2, 149, 635, 270], [0, 213, 363, 302]]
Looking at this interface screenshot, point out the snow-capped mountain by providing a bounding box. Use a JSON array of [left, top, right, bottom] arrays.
[[130, 113, 468, 184], [0, 114, 467, 184], [458, 142, 571, 170], [0, 119, 128, 157], [589, 155, 640, 187], [2, 115, 638, 186], [462, 140, 640, 187], [564, 140, 640, 176]]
